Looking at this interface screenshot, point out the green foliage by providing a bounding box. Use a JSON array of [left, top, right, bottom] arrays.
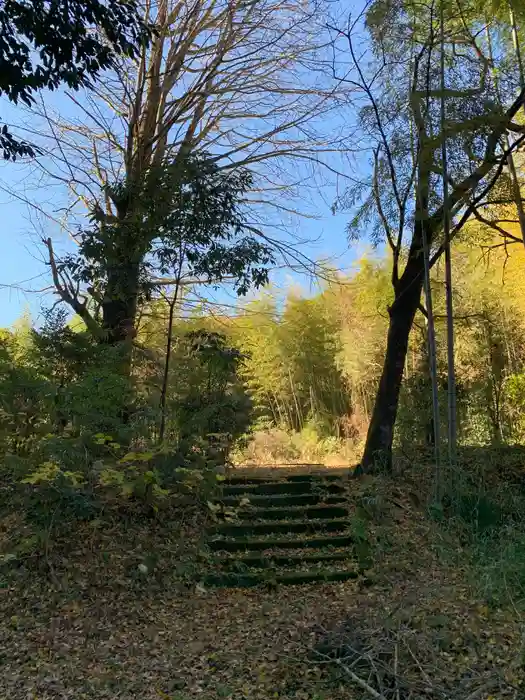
[[80, 154, 271, 295], [20, 461, 99, 528], [472, 526, 525, 605], [0, 309, 138, 452], [22, 460, 84, 487], [434, 454, 525, 606], [164, 329, 252, 467], [0, 0, 150, 159], [0, 305, 242, 538], [99, 459, 169, 511], [234, 290, 350, 435], [502, 373, 525, 441], [61, 153, 273, 344], [0, 312, 139, 500]]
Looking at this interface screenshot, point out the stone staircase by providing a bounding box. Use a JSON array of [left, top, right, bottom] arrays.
[[202, 470, 362, 588]]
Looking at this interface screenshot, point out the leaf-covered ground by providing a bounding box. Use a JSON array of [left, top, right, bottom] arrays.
[[1, 468, 525, 700]]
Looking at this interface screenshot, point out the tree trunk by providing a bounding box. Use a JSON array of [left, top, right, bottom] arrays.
[[102, 265, 140, 343], [100, 262, 140, 377], [361, 229, 427, 472], [159, 284, 181, 443]]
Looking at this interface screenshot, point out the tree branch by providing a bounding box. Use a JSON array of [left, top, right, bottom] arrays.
[[43, 237, 104, 339]]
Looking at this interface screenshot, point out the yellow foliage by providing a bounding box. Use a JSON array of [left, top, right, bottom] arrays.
[[118, 451, 154, 464], [21, 461, 60, 484], [21, 461, 84, 486]]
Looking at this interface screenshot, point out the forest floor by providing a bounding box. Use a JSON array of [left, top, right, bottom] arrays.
[[1, 461, 525, 700]]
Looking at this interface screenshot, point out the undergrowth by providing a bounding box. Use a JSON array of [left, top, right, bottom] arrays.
[[233, 425, 360, 467], [431, 448, 525, 609]]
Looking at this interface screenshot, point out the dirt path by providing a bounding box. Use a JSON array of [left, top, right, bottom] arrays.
[[2, 468, 524, 700]]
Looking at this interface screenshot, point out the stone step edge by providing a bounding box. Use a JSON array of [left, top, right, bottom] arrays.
[[202, 568, 360, 588]]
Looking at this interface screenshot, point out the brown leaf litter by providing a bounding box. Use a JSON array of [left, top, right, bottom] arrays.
[[0, 469, 524, 700]]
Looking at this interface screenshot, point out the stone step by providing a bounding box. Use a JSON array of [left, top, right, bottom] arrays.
[[208, 533, 354, 552], [210, 518, 350, 538], [218, 493, 347, 508], [203, 471, 357, 588], [236, 505, 348, 521], [286, 474, 348, 483], [225, 473, 346, 486], [202, 568, 360, 588], [222, 481, 345, 497], [214, 551, 353, 570]]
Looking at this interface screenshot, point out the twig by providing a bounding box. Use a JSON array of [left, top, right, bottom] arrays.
[[402, 636, 432, 686], [464, 683, 494, 700], [394, 641, 400, 700], [335, 658, 388, 700]]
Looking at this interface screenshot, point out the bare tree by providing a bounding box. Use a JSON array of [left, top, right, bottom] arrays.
[[21, 0, 343, 345]]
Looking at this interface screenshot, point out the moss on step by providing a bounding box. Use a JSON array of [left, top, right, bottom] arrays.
[[210, 518, 350, 537], [285, 474, 349, 483], [204, 472, 358, 587], [236, 505, 348, 521], [226, 473, 347, 485], [202, 568, 360, 588], [218, 494, 347, 507], [217, 543, 355, 559], [214, 551, 353, 570], [222, 481, 345, 497], [208, 533, 354, 552]]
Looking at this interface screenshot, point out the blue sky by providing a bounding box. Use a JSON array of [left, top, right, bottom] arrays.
[[0, 115, 364, 328], [0, 6, 370, 328], [0, 153, 361, 327], [0, 215, 362, 327]]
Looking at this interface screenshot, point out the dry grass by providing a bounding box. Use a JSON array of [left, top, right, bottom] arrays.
[[234, 428, 361, 468]]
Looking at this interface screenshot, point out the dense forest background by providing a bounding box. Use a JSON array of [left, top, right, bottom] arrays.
[[3, 229, 525, 475], [1, 0, 523, 483]]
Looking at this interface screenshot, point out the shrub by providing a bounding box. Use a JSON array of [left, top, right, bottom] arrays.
[[166, 330, 252, 466], [235, 425, 358, 466]]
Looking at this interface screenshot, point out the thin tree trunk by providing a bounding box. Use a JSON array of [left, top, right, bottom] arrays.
[[274, 394, 286, 426], [361, 265, 424, 471], [421, 227, 441, 470], [288, 367, 303, 431], [409, 48, 442, 480], [159, 252, 184, 442], [502, 305, 516, 372], [272, 397, 281, 425], [158, 289, 179, 443], [361, 384, 370, 423], [509, 4, 525, 88], [440, 0, 457, 468]]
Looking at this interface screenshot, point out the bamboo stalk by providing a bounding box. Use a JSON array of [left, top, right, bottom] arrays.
[[440, 0, 457, 468]]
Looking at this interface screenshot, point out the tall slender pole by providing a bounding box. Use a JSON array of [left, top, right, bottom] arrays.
[[409, 5, 441, 488], [486, 25, 525, 251], [159, 285, 180, 443], [159, 250, 185, 443], [509, 4, 525, 88], [422, 222, 442, 488], [440, 0, 457, 466]]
